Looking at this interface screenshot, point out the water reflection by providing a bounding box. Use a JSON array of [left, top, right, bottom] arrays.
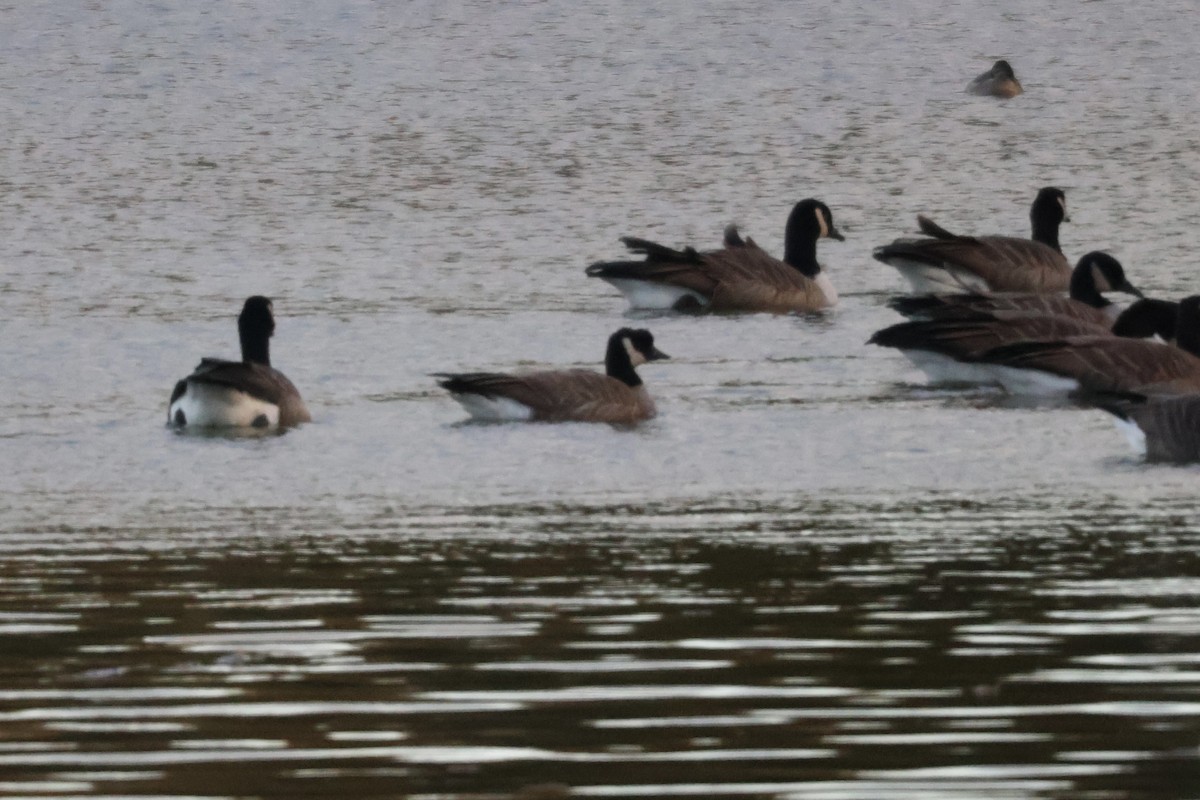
[[1, 496, 1198, 797]]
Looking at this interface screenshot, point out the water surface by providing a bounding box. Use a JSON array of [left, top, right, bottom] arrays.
[[2, 2, 1200, 797]]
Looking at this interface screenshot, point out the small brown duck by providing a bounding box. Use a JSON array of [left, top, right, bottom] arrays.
[[967, 59, 1023, 98]]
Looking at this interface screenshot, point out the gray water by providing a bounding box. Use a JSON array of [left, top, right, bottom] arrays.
[[3, 2, 1200, 798]]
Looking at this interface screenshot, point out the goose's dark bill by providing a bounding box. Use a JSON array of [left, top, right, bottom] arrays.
[[622, 328, 669, 364]]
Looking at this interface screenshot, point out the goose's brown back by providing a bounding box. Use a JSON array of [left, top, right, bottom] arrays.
[[698, 242, 832, 312], [871, 314, 1110, 361], [590, 237, 833, 313], [185, 359, 312, 426], [903, 293, 1112, 327], [1120, 395, 1200, 462], [882, 233, 1071, 293], [985, 337, 1200, 394], [446, 369, 656, 424]]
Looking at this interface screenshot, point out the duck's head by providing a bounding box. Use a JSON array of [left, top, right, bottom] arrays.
[[1033, 186, 1068, 225], [239, 296, 276, 339], [787, 198, 845, 243], [968, 59, 1023, 98], [1073, 251, 1142, 300], [612, 328, 670, 367]]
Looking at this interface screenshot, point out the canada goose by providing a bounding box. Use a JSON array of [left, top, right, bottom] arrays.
[[888, 251, 1143, 326], [437, 328, 669, 424], [969, 296, 1200, 396], [967, 59, 1023, 98], [167, 296, 311, 430], [870, 311, 1112, 387], [869, 296, 1178, 388], [874, 187, 1070, 294], [1094, 392, 1200, 463], [585, 199, 844, 313]]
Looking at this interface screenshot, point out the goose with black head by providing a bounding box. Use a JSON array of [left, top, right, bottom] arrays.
[[875, 187, 1071, 294], [437, 328, 669, 424], [168, 296, 310, 431], [586, 199, 844, 313]]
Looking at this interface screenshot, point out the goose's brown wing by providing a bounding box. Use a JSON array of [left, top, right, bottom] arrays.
[[697, 244, 830, 312], [587, 238, 718, 296], [870, 315, 1109, 360], [982, 295, 1109, 325], [186, 359, 311, 424], [951, 295, 1108, 326], [441, 370, 655, 423], [982, 337, 1200, 393], [1122, 395, 1200, 462], [879, 234, 1072, 292], [590, 237, 831, 312]]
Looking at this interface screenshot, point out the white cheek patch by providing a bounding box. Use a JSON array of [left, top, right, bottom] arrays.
[[814, 207, 830, 239], [1058, 196, 1068, 218], [1091, 264, 1112, 292], [623, 337, 646, 367]]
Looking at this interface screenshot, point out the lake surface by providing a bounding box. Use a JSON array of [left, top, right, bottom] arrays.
[[2, 2, 1200, 798]]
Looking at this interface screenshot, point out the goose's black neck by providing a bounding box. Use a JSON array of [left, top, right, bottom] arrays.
[[1030, 191, 1065, 253], [1069, 267, 1109, 308], [784, 232, 820, 278], [1031, 215, 1062, 252], [605, 337, 642, 387], [237, 297, 275, 366], [240, 328, 271, 366], [1176, 298, 1200, 356]]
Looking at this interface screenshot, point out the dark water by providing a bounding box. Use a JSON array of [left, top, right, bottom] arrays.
[[3, 497, 1200, 798], [4, 1, 1200, 797]]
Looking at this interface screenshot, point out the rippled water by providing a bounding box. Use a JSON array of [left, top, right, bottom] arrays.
[[3, 2, 1200, 798], [5, 499, 1200, 797]]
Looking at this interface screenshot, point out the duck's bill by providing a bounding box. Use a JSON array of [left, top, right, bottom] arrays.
[[1120, 281, 1145, 298]]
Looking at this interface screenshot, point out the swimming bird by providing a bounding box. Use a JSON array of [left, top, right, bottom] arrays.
[[168, 296, 311, 430], [869, 295, 1179, 389], [437, 328, 668, 424], [1094, 392, 1200, 462], [887, 251, 1143, 327], [874, 187, 1070, 294], [967, 59, 1023, 98], [585, 199, 843, 313], [967, 296, 1200, 396]]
